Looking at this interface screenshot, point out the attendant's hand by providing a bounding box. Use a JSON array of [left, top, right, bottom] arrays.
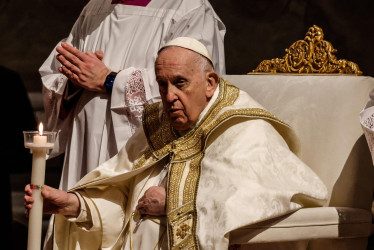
[[56, 42, 111, 93], [24, 184, 80, 218], [136, 186, 166, 216]]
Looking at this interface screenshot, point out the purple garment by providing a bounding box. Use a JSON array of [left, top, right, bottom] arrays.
[[111, 0, 151, 7]]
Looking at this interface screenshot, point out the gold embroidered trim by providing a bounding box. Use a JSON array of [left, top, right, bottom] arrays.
[[167, 202, 197, 249], [167, 153, 204, 249], [143, 103, 177, 154], [183, 156, 202, 205], [168, 161, 186, 211]]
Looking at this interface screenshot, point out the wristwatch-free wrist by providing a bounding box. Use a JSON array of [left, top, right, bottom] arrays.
[[104, 71, 118, 94]]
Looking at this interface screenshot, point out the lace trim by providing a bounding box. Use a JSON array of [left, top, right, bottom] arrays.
[[362, 114, 374, 162], [125, 70, 148, 134], [363, 113, 374, 129]]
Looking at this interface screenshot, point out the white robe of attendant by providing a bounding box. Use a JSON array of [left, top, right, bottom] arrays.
[[51, 84, 328, 250], [360, 89, 374, 163], [40, 0, 226, 191]]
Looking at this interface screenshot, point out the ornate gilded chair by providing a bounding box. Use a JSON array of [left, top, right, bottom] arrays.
[[225, 25, 374, 250]]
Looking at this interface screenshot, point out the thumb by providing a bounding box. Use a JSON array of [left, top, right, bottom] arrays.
[[95, 50, 104, 60], [41, 185, 54, 199]]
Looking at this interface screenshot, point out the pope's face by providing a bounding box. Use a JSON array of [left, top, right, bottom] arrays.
[[155, 47, 216, 131]]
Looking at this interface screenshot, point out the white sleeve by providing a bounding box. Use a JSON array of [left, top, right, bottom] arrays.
[[360, 88, 374, 164], [109, 67, 161, 150], [39, 15, 84, 158], [65, 192, 91, 223]]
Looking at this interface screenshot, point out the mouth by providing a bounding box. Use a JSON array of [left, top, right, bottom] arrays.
[[168, 109, 184, 118], [168, 107, 183, 113]]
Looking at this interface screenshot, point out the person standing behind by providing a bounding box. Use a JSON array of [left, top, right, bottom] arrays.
[[40, 0, 226, 192]]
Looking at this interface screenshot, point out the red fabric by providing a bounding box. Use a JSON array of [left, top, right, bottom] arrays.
[[111, 0, 151, 6]]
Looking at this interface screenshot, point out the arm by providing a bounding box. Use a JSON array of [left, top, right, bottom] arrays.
[[24, 184, 80, 217]]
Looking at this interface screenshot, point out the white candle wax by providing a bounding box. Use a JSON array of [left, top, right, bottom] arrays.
[[28, 147, 47, 250], [33, 134, 47, 145], [27, 124, 48, 250]]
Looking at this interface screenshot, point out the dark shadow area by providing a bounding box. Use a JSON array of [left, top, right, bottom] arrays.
[[329, 135, 374, 210], [210, 0, 374, 76], [0, 65, 36, 249]]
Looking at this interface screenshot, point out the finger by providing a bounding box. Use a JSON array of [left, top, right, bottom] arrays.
[[56, 54, 81, 75], [56, 46, 81, 68], [25, 184, 32, 195], [41, 185, 51, 199], [59, 66, 76, 80], [136, 200, 144, 210], [24, 203, 33, 210], [61, 42, 87, 61], [95, 50, 104, 60], [86, 51, 95, 57], [56, 47, 83, 72], [23, 195, 34, 206], [137, 206, 147, 215]]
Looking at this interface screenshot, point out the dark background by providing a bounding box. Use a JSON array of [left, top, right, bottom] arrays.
[[1, 0, 374, 249], [1, 0, 374, 94]]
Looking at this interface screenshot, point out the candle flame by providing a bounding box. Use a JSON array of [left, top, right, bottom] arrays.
[[38, 122, 44, 135]]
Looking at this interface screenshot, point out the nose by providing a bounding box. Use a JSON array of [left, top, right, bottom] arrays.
[[165, 84, 178, 103]]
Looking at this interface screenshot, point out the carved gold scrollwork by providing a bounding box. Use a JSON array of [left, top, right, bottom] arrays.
[[252, 25, 363, 75]]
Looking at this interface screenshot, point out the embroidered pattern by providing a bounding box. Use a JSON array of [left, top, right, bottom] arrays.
[[363, 113, 374, 129], [362, 114, 374, 159], [125, 70, 148, 134], [176, 223, 191, 240]]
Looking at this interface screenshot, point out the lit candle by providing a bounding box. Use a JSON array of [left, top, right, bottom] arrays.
[[24, 123, 55, 250], [33, 123, 47, 145]]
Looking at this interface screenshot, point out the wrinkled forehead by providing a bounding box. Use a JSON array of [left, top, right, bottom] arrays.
[[155, 47, 197, 72], [156, 46, 195, 62]]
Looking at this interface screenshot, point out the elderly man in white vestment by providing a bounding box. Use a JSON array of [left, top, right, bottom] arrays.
[[41, 0, 226, 192], [26, 37, 327, 249]]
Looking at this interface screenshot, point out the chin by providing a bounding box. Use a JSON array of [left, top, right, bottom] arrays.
[[171, 121, 189, 132], [172, 124, 188, 131]]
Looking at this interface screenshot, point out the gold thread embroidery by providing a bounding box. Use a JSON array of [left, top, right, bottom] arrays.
[[168, 162, 186, 211], [176, 223, 191, 240], [183, 155, 203, 205]]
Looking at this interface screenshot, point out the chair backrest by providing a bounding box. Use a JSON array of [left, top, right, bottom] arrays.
[[222, 74, 374, 210]]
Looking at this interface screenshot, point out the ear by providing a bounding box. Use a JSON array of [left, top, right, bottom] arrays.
[[205, 72, 219, 98]]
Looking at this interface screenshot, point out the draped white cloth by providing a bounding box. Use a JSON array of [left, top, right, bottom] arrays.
[[360, 88, 374, 164], [40, 0, 226, 191], [51, 81, 327, 249]]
